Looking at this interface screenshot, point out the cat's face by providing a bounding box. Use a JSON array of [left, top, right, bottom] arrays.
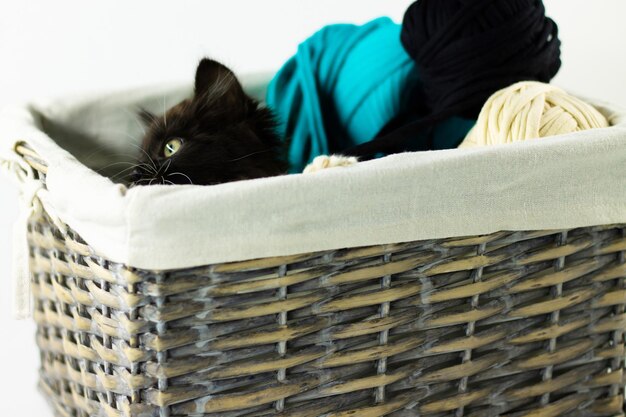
[[131, 58, 287, 186]]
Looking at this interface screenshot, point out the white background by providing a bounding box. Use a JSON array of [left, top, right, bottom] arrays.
[[0, 1, 625, 415]]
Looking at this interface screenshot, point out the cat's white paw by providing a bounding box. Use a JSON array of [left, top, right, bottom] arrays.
[[303, 155, 358, 174]]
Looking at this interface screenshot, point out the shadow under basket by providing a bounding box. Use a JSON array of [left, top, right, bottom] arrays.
[[17, 151, 625, 417]]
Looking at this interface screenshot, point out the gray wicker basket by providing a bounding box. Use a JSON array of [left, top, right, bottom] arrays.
[[14, 143, 626, 417]]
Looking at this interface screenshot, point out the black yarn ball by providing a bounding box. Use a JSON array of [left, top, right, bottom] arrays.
[[346, 0, 561, 158], [401, 0, 561, 116]]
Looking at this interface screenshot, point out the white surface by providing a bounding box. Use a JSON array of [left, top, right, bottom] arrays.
[[1, 1, 625, 415]]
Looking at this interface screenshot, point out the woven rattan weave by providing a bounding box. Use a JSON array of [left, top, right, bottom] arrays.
[[18, 146, 626, 417]]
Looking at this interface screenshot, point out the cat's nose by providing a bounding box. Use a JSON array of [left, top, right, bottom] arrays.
[[130, 168, 143, 183]]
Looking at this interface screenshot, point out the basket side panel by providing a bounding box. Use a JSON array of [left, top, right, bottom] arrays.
[[29, 210, 626, 416], [31, 213, 160, 417], [143, 225, 626, 416]]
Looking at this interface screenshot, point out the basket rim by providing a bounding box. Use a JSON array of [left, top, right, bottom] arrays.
[[2, 81, 626, 270]]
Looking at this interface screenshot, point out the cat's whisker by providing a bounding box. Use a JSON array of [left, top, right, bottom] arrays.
[[140, 162, 158, 175], [109, 165, 141, 180], [229, 148, 273, 162], [123, 132, 142, 144], [110, 163, 155, 181], [96, 161, 140, 173], [128, 143, 159, 173], [110, 159, 158, 177], [78, 136, 145, 160], [82, 144, 124, 163], [104, 127, 143, 146], [130, 177, 153, 188], [96, 152, 146, 162], [101, 163, 153, 182], [124, 108, 147, 135], [168, 172, 193, 185], [84, 129, 152, 173], [160, 176, 176, 186], [161, 158, 172, 175], [97, 160, 155, 174], [163, 95, 167, 128]]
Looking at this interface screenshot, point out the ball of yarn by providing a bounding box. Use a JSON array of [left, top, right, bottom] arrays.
[[459, 81, 609, 147], [347, 0, 562, 158], [401, 0, 561, 116], [266, 18, 420, 172]]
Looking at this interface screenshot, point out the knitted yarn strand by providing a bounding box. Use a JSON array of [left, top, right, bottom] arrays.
[[459, 81, 609, 147], [345, 0, 561, 158], [266, 18, 422, 172]]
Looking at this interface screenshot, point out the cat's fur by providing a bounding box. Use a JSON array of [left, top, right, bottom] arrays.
[[131, 58, 289, 186]]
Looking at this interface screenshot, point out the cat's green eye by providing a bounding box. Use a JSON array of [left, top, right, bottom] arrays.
[[164, 138, 183, 157]]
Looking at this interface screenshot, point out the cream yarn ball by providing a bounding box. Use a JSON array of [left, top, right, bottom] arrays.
[[459, 81, 609, 148]]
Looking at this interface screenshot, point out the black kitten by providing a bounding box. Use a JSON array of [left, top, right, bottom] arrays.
[[131, 58, 288, 186]]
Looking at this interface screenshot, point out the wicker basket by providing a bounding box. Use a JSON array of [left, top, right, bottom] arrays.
[[12, 141, 626, 417]]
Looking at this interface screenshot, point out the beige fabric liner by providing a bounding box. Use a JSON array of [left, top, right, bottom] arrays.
[[1, 75, 625, 272]]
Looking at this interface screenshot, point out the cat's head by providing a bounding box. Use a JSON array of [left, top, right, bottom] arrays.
[[131, 58, 287, 186]]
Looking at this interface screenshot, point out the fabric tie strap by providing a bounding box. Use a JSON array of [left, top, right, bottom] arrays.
[[0, 147, 45, 319]]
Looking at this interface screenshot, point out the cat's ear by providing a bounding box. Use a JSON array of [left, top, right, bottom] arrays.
[[194, 58, 245, 105], [138, 108, 156, 126]]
